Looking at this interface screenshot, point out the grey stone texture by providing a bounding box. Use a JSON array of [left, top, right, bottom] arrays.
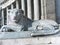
[[46, 0, 56, 21]]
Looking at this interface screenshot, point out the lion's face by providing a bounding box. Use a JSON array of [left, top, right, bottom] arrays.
[[8, 9, 18, 24], [8, 9, 24, 24], [14, 9, 24, 23]]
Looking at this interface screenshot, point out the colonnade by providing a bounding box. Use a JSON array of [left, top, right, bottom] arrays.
[[1, 0, 47, 26]]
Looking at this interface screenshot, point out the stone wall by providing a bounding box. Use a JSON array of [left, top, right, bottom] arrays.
[[46, 0, 56, 21]]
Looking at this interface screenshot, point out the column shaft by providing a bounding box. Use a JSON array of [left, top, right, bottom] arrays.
[[41, 0, 44, 19], [11, 4, 13, 9], [21, 0, 25, 15], [2, 9, 4, 25], [44, 0, 47, 19], [41, 0, 47, 19], [34, 0, 39, 20], [27, 0, 32, 19], [16, 0, 19, 9], [6, 7, 9, 25]]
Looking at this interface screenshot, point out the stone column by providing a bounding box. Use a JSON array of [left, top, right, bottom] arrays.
[[34, 0, 39, 20], [41, 0, 44, 19], [41, 0, 47, 19], [6, 7, 9, 25], [44, 0, 47, 19], [11, 4, 14, 9], [2, 9, 4, 25], [16, 0, 19, 9], [21, 0, 25, 15], [27, 0, 32, 19]]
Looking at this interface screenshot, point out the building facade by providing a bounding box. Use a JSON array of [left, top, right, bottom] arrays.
[[0, 0, 60, 45], [0, 0, 57, 27]]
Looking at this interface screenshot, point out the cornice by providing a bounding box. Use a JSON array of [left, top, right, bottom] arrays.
[[0, 0, 15, 9], [0, 0, 8, 5]]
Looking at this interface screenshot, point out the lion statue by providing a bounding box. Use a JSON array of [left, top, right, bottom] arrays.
[[0, 9, 33, 32], [0, 9, 59, 32]]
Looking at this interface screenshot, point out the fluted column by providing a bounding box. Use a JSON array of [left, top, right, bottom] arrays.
[[34, 0, 39, 20], [16, 0, 19, 9], [27, 0, 32, 19], [2, 9, 4, 25], [21, 0, 25, 15]]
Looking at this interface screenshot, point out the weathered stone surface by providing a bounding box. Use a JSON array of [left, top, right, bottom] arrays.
[[0, 37, 60, 45], [46, 0, 56, 21], [0, 9, 59, 36]]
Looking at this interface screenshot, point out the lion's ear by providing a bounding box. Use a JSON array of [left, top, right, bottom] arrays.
[[19, 9, 24, 14]]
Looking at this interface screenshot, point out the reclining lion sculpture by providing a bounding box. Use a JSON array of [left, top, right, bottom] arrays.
[[0, 9, 59, 34], [0, 9, 33, 32]]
